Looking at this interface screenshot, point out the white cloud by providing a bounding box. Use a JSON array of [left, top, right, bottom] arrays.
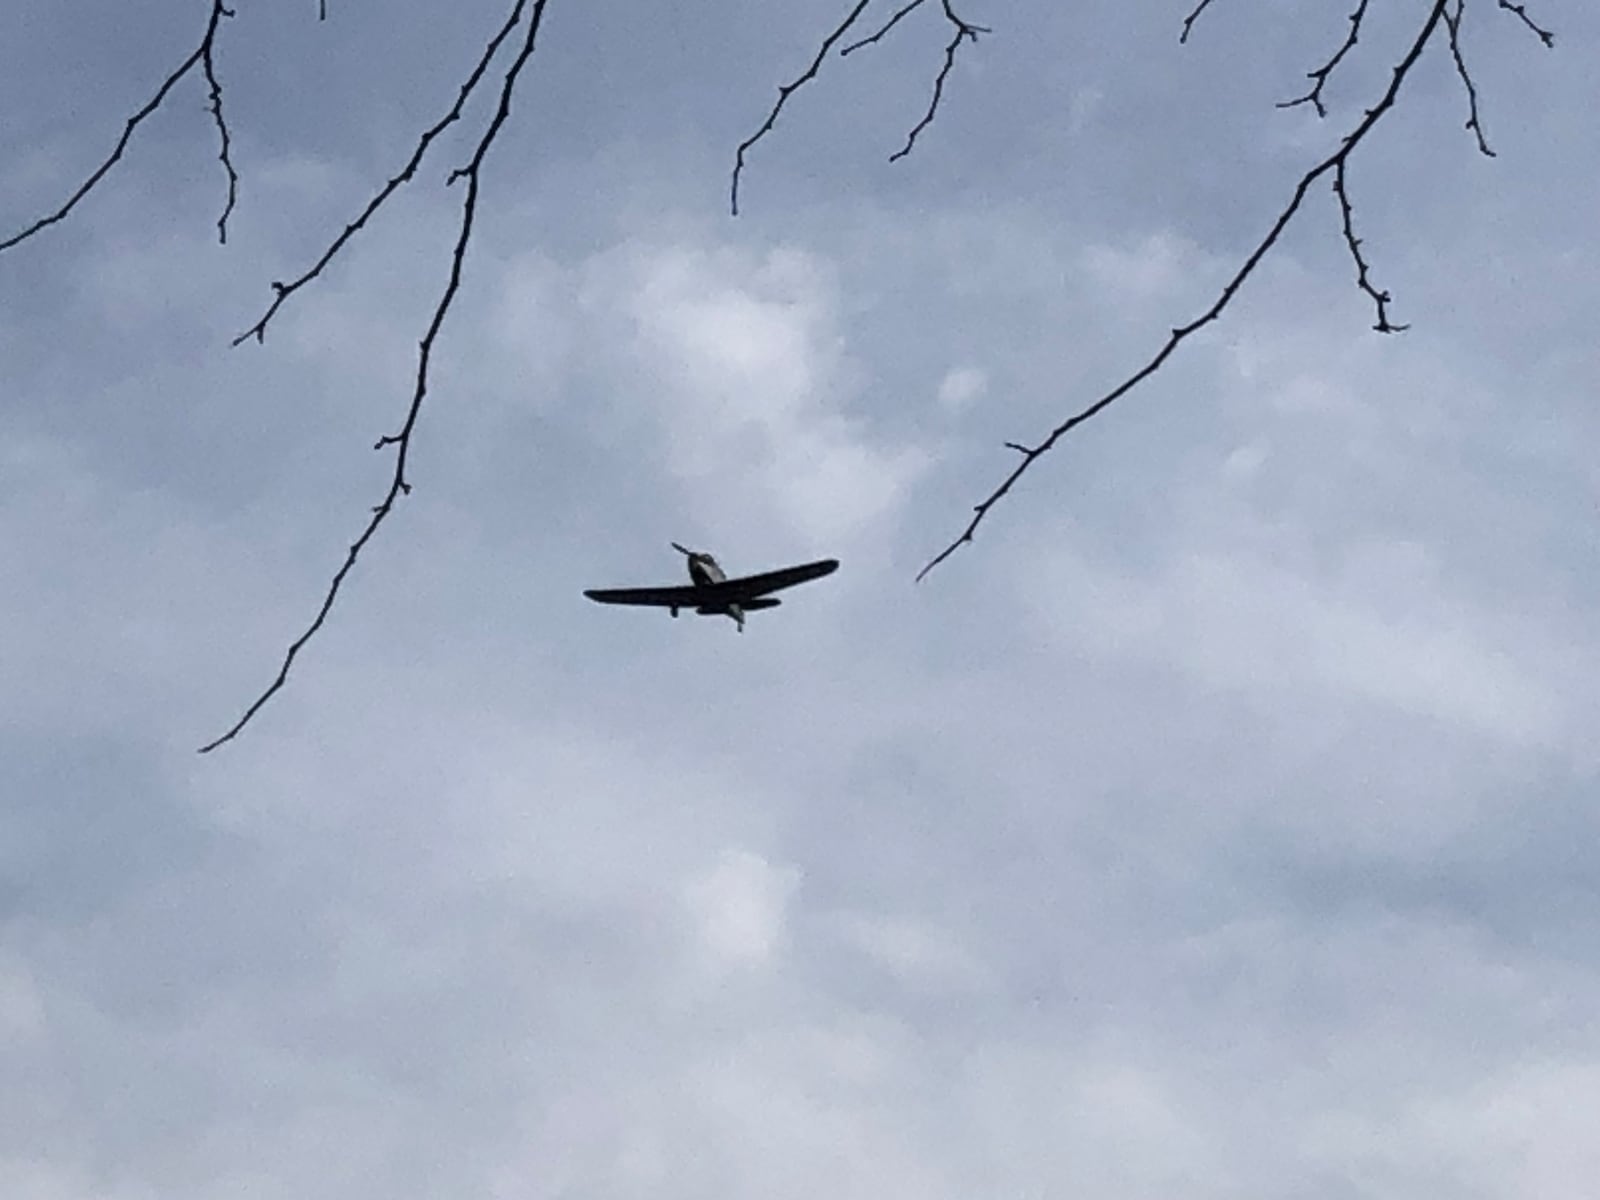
[[1031, 533, 1565, 748], [936, 366, 987, 413], [1308, 1060, 1600, 1200], [1082, 231, 1213, 306], [579, 242, 932, 552], [683, 849, 801, 970], [833, 912, 986, 989], [1221, 437, 1269, 482]]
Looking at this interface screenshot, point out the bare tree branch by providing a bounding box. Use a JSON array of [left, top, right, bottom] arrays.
[[1495, 0, 1554, 47], [1333, 160, 1407, 332], [731, 0, 988, 212], [917, 0, 1454, 582], [202, 4, 240, 244], [840, 0, 929, 56], [889, 1, 988, 163], [1180, 0, 1221, 45], [199, 0, 555, 753], [1443, 0, 1495, 157], [234, 0, 531, 346], [0, 0, 234, 254], [1277, 0, 1369, 119], [730, 0, 874, 216]]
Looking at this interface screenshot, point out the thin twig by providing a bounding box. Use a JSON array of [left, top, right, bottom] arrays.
[[918, 0, 1452, 581], [1333, 161, 1408, 332], [1278, 0, 1369, 118], [730, 0, 874, 216], [1495, 0, 1554, 47], [199, 0, 555, 752], [202, 4, 240, 244], [234, 0, 531, 345], [889, 1, 988, 163], [0, 0, 234, 254], [1180, 0, 1220, 45], [1443, 0, 1496, 156], [841, 0, 928, 56]]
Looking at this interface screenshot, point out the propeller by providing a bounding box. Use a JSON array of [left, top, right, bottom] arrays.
[[671, 542, 699, 558]]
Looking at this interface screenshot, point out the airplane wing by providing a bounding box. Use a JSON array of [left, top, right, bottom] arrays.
[[584, 584, 705, 608], [584, 559, 838, 608], [705, 558, 839, 601]]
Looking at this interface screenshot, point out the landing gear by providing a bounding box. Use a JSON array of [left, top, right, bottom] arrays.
[[670, 606, 679, 618]]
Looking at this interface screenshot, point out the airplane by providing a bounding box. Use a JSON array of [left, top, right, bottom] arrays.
[[584, 543, 839, 631]]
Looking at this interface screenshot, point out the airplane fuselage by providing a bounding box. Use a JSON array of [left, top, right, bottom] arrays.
[[682, 551, 744, 630]]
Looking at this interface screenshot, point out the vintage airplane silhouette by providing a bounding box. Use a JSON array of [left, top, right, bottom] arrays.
[[585, 543, 839, 631]]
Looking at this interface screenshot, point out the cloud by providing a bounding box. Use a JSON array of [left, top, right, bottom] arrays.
[[1301, 1059, 1600, 1200], [1034, 534, 1563, 747], [574, 241, 932, 552], [1082, 231, 1215, 307], [831, 912, 986, 989], [683, 849, 801, 970], [936, 366, 987, 413], [0, 954, 44, 1041]]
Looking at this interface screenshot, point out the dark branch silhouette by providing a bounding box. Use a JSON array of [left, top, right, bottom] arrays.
[[1180, 0, 1221, 45], [888, 1, 988, 163], [730, 0, 987, 214], [1495, 0, 1554, 47], [199, 0, 554, 753], [1443, 0, 1496, 157], [1277, 0, 1369, 118], [731, 0, 874, 217], [202, 5, 240, 244], [918, 0, 1470, 581], [0, 0, 235, 254], [1333, 161, 1407, 333], [840, 0, 928, 55], [234, 0, 531, 346]]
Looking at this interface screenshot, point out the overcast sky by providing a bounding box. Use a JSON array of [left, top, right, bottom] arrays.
[[4, 1, 1599, 1197]]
